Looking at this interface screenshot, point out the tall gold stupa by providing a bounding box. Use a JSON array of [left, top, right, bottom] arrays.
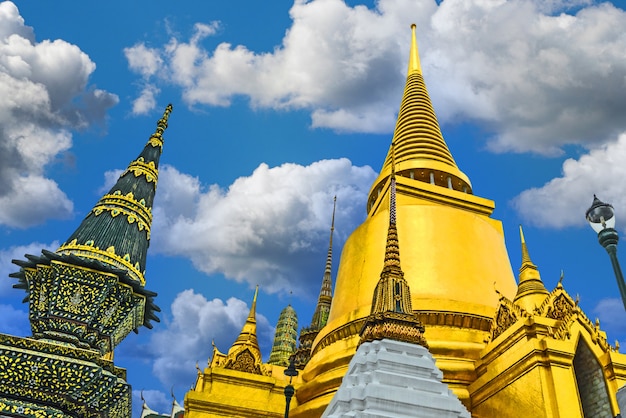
[[184, 25, 626, 418]]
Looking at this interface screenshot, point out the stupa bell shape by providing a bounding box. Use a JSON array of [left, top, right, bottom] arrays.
[[292, 26, 518, 416]]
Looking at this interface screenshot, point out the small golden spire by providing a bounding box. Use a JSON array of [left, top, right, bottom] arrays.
[[228, 287, 260, 355], [514, 226, 549, 311], [519, 225, 534, 267], [249, 285, 259, 320], [408, 24, 422, 75], [360, 140, 427, 347]]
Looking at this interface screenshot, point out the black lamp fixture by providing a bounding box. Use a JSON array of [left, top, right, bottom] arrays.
[[283, 356, 299, 418], [586, 195, 626, 310]]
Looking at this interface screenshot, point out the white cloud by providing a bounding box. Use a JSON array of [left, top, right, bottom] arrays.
[[0, 241, 59, 296], [146, 289, 273, 388], [513, 132, 626, 229], [132, 84, 160, 115], [426, 0, 626, 154], [125, 0, 626, 153], [0, 176, 73, 228], [124, 44, 164, 78], [0, 1, 118, 228], [148, 160, 375, 295]]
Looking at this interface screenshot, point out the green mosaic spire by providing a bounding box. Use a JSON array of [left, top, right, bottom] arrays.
[[57, 104, 173, 286], [268, 304, 298, 367], [11, 106, 172, 355]]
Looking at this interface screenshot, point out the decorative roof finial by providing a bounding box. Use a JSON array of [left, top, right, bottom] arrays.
[[228, 286, 260, 355], [408, 23, 422, 75], [514, 226, 548, 311]]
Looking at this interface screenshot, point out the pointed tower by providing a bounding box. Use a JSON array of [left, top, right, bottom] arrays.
[[513, 226, 549, 312], [57, 104, 172, 287], [367, 24, 472, 216], [310, 196, 336, 331], [11, 105, 171, 356], [208, 286, 266, 375], [2, 106, 173, 418], [293, 26, 517, 417], [294, 197, 337, 368], [228, 286, 261, 358], [268, 304, 299, 366], [360, 144, 427, 346], [323, 149, 469, 417]]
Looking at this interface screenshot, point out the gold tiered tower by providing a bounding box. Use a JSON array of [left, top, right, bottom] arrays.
[[292, 24, 518, 415], [184, 26, 626, 417]]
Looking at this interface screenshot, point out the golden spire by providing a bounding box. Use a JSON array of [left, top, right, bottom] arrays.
[[513, 226, 549, 312], [519, 225, 534, 268], [367, 25, 471, 213], [228, 286, 260, 355], [360, 141, 427, 347], [408, 24, 422, 75]]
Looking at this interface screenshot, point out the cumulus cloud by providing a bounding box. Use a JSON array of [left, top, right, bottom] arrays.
[[147, 160, 375, 295], [125, 0, 626, 153], [0, 1, 118, 228], [427, 0, 626, 154], [145, 289, 273, 388], [513, 133, 626, 229]]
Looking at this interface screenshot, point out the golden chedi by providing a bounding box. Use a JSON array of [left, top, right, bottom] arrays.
[[184, 25, 626, 418], [292, 24, 518, 416]]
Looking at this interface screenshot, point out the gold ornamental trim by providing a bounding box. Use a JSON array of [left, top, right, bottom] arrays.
[[360, 311, 428, 348], [122, 158, 158, 188], [92, 191, 152, 239], [56, 242, 146, 286], [148, 134, 163, 149]]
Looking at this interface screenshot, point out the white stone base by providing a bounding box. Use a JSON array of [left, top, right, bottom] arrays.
[[322, 339, 470, 418]]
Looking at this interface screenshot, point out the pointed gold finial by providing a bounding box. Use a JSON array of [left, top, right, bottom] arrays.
[[249, 285, 259, 319], [227, 287, 261, 357], [514, 226, 548, 311], [519, 225, 535, 268], [408, 24, 422, 75]]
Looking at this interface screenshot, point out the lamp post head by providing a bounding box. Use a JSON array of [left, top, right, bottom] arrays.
[[284, 356, 299, 383], [586, 195, 616, 234]]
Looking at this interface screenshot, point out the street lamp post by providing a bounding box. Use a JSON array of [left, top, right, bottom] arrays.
[[586, 195, 626, 310], [284, 357, 299, 418]]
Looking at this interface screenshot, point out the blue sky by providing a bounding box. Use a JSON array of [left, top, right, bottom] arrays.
[[1, 0, 626, 415]]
